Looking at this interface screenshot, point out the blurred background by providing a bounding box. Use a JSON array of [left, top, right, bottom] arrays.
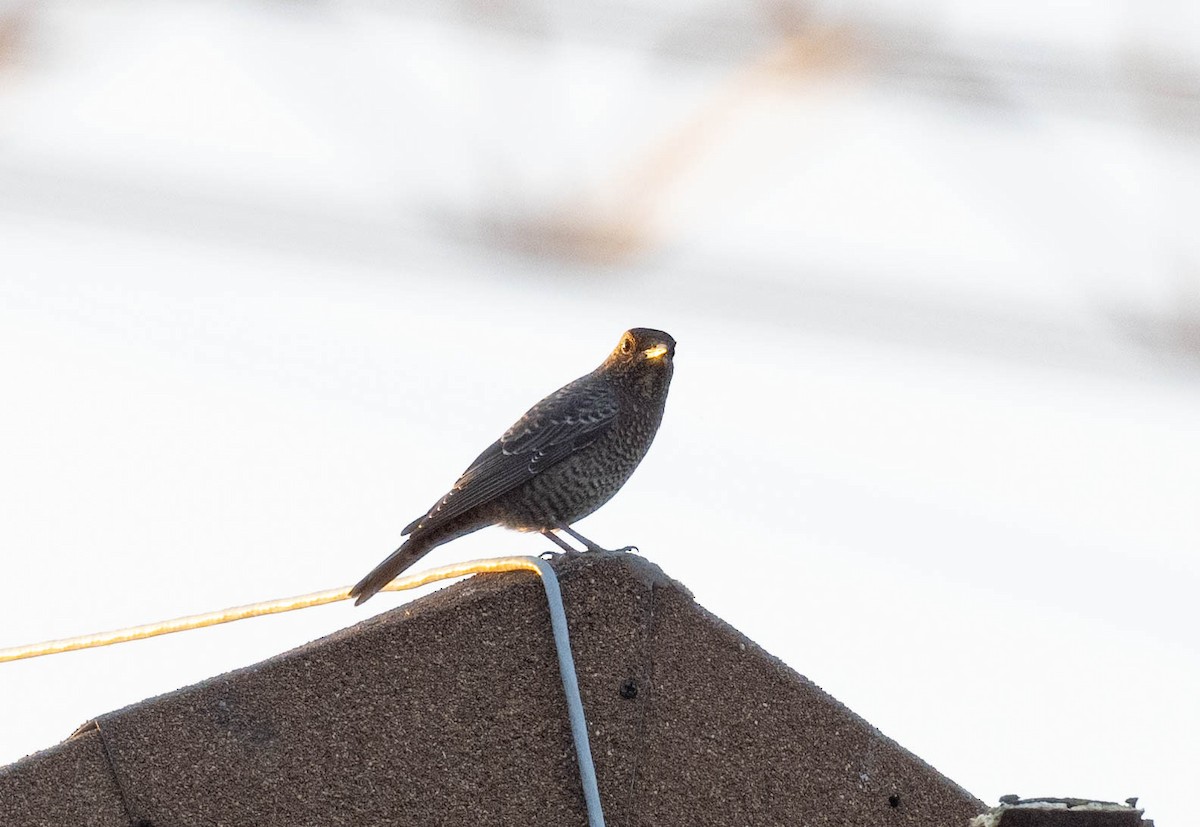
[[1, 0, 1198, 821]]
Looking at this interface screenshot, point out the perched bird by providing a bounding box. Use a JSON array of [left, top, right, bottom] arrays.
[[349, 328, 676, 605]]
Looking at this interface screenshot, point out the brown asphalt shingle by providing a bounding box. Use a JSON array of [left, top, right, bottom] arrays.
[[1, 552, 985, 826], [0, 728, 127, 827]]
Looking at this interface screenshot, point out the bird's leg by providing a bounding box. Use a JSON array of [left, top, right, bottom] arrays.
[[559, 525, 638, 554], [540, 529, 580, 557]]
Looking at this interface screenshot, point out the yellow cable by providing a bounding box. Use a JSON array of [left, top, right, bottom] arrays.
[[0, 556, 544, 664]]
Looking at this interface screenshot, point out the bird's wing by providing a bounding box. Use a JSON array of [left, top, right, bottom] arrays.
[[402, 376, 618, 536]]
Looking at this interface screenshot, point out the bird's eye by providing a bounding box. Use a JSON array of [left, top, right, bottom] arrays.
[[620, 337, 633, 354]]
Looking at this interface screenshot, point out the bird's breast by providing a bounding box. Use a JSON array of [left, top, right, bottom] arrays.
[[494, 415, 659, 530]]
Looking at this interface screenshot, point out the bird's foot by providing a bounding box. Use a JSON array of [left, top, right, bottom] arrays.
[[557, 525, 638, 554], [579, 543, 638, 554], [540, 548, 585, 562]]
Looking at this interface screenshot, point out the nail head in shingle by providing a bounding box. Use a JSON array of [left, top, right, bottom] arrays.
[[619, 679, 638, 699]]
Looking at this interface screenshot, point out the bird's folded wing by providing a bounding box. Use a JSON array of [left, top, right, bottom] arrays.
[[402, 378, 618, 536]]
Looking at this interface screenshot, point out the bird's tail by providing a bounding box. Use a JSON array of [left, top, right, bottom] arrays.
[[349, 517, 490, 606]]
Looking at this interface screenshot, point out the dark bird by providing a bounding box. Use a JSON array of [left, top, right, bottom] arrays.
[[349, 328, 677, 605]]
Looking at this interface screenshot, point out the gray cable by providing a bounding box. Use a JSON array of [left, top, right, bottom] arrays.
[[532, 557, 606, 827]]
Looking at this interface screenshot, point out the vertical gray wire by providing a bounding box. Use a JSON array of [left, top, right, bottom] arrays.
[[532, 558, 606, 827]]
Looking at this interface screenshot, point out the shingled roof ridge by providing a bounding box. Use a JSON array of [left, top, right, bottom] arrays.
[[3, 550, 990, 826], [74, 552, 682, 729], [640, 566, 986, 812], [319, 548, 687, 649]]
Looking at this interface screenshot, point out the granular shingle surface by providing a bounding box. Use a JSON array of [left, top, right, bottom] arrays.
[[0, 552, 985, 826], [0, 727, 127, 826]]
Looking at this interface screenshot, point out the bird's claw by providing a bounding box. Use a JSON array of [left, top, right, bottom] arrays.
[[543, 548, 585, 561]]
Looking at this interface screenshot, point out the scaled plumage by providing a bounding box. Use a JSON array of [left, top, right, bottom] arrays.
[[349, 328, 676, 605]]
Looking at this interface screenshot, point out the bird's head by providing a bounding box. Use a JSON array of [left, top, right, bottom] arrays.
[[603, 328, 676, 396]]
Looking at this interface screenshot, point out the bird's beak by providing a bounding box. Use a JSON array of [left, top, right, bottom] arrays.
[[643, 344, 669, 360]]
